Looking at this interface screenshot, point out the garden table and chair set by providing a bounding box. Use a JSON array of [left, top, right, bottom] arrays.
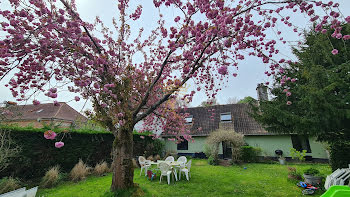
[[138, 156, 192, 185]]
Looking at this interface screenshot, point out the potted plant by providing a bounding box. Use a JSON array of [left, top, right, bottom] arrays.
[[278, 156, 286, 165], [303, 168, 323, 185]]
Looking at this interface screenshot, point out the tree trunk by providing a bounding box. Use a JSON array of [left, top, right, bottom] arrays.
[[111, 124, 134, 191]]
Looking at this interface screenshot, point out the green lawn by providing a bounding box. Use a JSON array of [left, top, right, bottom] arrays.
[[37, 160, 331, 197]]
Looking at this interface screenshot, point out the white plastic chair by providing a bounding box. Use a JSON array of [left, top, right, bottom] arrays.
[[177, 156, 187, 165], [0, 187, 26, 197], [165, 156, 175, 162], [159, 162, 172, 185], [179, 160, 192, 181], [26, 186, 38, 197], [138, 156, 151, 176]]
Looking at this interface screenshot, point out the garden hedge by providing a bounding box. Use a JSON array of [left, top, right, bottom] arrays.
[[329, 141, 350, 171], [0, 126, 164, 180], [240, 146, 262, 163]]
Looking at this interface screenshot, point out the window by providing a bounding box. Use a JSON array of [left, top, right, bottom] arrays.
[[177, 139, 188, 150], [291, 135, 311, 153], [185, 115, 193, 124], [220, 112, 232, 122]]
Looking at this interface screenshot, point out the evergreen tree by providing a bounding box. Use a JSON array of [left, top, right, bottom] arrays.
[[252, 24, 350, 170]]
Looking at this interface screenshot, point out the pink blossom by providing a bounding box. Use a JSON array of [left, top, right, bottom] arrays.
[[218, 66, 228, 75], [174, 16, 180, 22], [346, 16, 350, 24], [74, 96, 80, 101], [286, 92, 292, 97], [343, 35, 350, 40], [140, 136, 145, 139], [44, 130, 57, 140], [55, 141, 64, 148], [33, 100, 40, 105], [286, 101, 292, 105], [291, 78, 296, 82], [331, 49, 338, 55]]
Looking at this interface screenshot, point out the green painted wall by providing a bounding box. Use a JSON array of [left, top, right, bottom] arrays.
[[163, 135, 328, 159], [244, 135, 328, 159], [164, 136, 223, 154]]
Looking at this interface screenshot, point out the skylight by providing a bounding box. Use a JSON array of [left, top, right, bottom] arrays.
[[220, 112, 232, 122], [185, 115, 193, 124]]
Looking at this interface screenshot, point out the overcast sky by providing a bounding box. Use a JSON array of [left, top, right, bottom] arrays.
[[1, 0, 350, 112]]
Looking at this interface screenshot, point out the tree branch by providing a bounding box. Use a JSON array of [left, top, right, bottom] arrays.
[[134, 37, 216, 123]]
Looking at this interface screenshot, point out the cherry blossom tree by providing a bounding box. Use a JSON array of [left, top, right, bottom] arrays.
[[0, 0, 348, 191]]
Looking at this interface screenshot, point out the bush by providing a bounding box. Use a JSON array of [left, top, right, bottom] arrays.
[[303, 168, 320, 176], [0, 177, 21, 194], [208, 156, 218, 166], [287, 167, 302, 183], [41, 166, 61, 188], [94, 161, 109, 176], [290, 148, 307, 162], [240, 146, 262, 163], [0, 131, 21, 173], [329, 141, 350, 171], [207, 129, 245, 163], [70, 160, 89, 182]]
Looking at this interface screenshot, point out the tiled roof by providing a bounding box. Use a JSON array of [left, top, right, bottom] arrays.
[[2, 102, 87, 122], [163, 104, 269, 136]]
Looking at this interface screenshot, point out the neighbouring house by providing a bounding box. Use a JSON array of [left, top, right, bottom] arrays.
[[0, 102, 87, 128], [162, 85, 328, 161]]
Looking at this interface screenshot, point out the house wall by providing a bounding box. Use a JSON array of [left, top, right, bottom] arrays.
[[164, 136, 223, 155], [244, 135, 328, 159], [164, 135, 328, 159]]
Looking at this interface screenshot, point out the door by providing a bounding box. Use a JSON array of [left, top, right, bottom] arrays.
[[222, 141, 232, 159]]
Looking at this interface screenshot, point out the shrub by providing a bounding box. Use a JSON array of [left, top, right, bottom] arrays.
[[70, 160, 89, 182], [0, 131, 21, 173], [303, 168, 320, 176], [154, 155, 161, 161], [208, 156, 218, 166], [146, 155, 154, 161], [287, 167, 302, 183], [290, 148, 307, 162], [0, 177, 21, 194], [94, 161, 109, 176], [329, 141, 350, 171], [207, 129, 245, 163], [204, 143, 216, 158], [241, 146, 262, 163], [41, 166, 61, 188]]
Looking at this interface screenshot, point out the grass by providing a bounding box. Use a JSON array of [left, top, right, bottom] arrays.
[[37, 159, 331, 197]]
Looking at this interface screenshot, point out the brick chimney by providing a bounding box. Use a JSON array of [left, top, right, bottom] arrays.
[[256, 83, 268, 101]]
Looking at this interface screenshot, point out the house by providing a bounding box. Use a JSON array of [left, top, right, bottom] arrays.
[[0, 102, 87, 128], [162, 103, 328, 160], [162, 84, 328, 161]]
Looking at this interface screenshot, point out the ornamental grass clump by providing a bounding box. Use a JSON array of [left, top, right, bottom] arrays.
[[94, 161, 109, 176], [41, 166, 61, 188], [0, 177, 21, 194], [70, 160, 89, 182]]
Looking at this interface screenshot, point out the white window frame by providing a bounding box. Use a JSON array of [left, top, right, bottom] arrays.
[[220, 112, 232, 122], [185, 115, 193, 124]]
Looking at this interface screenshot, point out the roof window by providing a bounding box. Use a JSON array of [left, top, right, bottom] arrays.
[[185, 115, 193, 124], [220, 112, 232, 122]]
